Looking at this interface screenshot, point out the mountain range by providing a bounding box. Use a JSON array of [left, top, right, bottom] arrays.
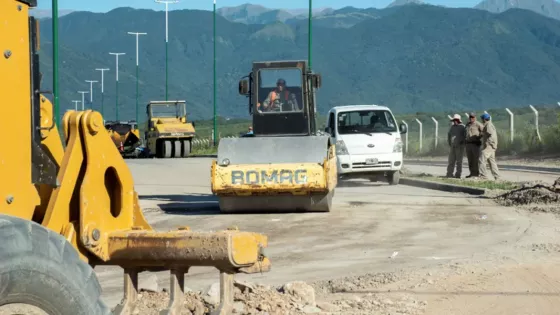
[[35, 3, 560, 122], [31, 0, 560, 22]]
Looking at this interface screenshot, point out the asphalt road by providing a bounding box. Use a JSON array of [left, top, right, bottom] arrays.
[[96, 158, 560, 311]]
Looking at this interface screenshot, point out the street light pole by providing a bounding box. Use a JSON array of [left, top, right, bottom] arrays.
[[213, 0, 217, 146], [308, 0, 312, 70], [95, 68, 110, 118], [109, 52, 126, 121], [85, 80, 98, 109], [72, 100, 81, 111], [155, 0, 179, 101], [78, 91, 89, 111], [128, 31, 148, 123]]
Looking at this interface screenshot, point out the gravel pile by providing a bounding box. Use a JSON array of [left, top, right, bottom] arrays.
[[114, 275, 427, 315]]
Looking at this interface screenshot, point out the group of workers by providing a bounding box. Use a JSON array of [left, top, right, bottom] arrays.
[[447, 112, 500, 180]]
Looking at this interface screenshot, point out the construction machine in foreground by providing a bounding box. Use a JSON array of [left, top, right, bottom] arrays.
[[144, 100, 196, 158], [0, 2, 270, 314], [211, 60, 338, 213], [105, 120, 144, 158]]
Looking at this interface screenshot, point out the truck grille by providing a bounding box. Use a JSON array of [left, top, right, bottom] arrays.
[[352, 161, 391, 169]]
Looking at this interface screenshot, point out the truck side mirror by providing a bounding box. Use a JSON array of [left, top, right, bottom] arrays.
[[399, 123, 408, 134], [312, 74, 322, 89], [239, 79, 249, 95]]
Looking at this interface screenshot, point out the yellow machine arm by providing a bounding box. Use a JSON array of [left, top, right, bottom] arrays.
[[0, 1, 270, 314]]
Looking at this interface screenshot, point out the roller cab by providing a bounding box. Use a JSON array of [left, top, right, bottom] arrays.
[[211, 60, 337, 212]]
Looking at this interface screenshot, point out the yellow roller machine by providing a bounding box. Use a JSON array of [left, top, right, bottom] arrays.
[[0, 2, 270, 314], [211, 60, 337, 213], [144, 100, 196, 158]]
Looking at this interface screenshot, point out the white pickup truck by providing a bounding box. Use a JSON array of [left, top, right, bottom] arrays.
[[324, 105, 408, 185]]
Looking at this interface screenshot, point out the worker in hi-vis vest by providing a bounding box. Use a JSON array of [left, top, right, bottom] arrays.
[[258, 78, 299, 112]]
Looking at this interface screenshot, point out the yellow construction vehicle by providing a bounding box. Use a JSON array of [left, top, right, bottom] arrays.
[[211, 60, 338, 213], [0, 2, 270, 314], [144, 100, 196, 158], [105, 120, 144, 158]]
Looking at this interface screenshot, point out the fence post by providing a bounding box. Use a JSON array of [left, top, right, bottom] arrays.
[[415, 118, 423, 151], [401, 120, 408, 154], [505, 108, 514, 143], [431, 117, 438, 148], [529, 105, 541, 142]]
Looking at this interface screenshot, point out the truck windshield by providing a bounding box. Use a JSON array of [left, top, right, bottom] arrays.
[[151, 103, 186, 118], [337, 110, 398, 134], [257, 68, 303, 113]]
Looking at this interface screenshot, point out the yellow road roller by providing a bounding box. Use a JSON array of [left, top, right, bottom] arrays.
[[211, 60, 337, 213]]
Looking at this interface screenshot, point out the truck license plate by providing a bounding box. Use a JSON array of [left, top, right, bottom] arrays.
[[365, 158, 378, 165]]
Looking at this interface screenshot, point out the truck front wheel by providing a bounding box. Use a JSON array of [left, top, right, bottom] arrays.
[[387, 171, 400, 185]]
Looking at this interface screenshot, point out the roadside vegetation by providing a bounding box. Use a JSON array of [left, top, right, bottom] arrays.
[[407, 173, 521, 190]]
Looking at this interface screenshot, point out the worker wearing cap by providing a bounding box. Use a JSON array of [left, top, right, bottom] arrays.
[[479, 113, 500, 180], [447, 114, 466, 178], [465, 112, 484, 178]]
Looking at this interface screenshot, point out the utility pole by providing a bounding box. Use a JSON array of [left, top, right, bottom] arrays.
[[72, 100, 81, 111], [155, 0, 179, 101], [128, 31, 147, 123], [109, 52, 126, 121], [213, 0, 217, 146], [85, 80, 98, 109], [78, 91, 89, 111], [95, 68, 110, 118]]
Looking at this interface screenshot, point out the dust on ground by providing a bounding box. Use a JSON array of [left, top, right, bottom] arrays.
[[118, 274, 427, 315], [113, 258, 560, 315]]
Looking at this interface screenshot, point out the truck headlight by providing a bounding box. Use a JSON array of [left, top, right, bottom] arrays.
[[393, 138, 403, 153], [336, 140, 349, 155]]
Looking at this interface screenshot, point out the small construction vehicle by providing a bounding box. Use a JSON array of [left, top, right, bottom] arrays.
[[0, 2, 270, 314], [211, 60, 337, 213], [105, 120, 143, 158], [144, 100, 196, 158]]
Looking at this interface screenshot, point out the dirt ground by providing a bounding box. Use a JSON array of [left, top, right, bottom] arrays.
[[94, 158, 560, 314]]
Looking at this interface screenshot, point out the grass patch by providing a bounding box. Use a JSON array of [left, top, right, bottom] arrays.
[[407, 173, 520, 190], [192, 146, 217, 156]]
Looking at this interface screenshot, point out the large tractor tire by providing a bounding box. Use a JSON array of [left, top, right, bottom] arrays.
[[182, 140, 191, 158], [0, 215, 109, 315]]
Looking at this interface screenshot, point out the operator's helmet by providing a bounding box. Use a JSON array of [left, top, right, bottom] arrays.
[[277, 78, 286, 86]]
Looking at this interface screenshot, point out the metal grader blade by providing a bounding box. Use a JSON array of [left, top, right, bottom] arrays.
[[213, 135, 336, 213]]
